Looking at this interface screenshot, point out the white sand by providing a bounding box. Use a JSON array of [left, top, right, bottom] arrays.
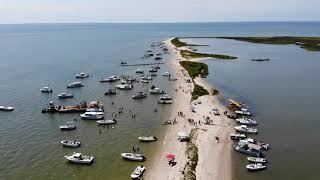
[[144, 38, 234, 180]]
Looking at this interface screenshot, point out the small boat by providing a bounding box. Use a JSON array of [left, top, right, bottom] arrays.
[[138, 136, 157, 142], [64, 152, 94, 164], [67, 82, 84, 88], [141, 80, 149, 83], [100, 76, 120, 82], [252, 58, 270, 62], [162, 72, 170, 76], [41, 101, 57, 113], [235, 110, 252, 116], [86, 108, 104, 112], [132, 92, 147, 99], [240, 138, 270, 150], [227, 114, 238, 119], [141, 75, 152, 81], [162, 120, 173, 125], [149, 88, 165, 94], [96, 119, 117, 125], [234, 125, 258, 134], [230, 133, 247, 141], [58, 93, 73, 99], [104, 89, 117, 95], [75, 72, 89, 78], [150, 72, 157, 76], [61, 140, 81, 148], [59, 122, 76, 130], [80, 112, 104, 120], [234, 144, 263, 157], [168, 77, 178, 81], [135, 69, 144, 74], [121, 153, 145, 162], [121, 61, 127, 65], [160, 95, 172, 101], [40, 87, 53, 93], [148, 68, 157, 72], [247, 157, 267, 163], [236, 118, 258, 126], [246, 163, 266, 171], [152, 65, 160, 69], [154, 57, 162, 60], [131, 165, 145, 179], [116, 84, 133, 90], [0, 106, 14, 111], [158, 100, 173, 104]]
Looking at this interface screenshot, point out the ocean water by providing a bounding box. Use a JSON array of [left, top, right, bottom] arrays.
[[1, 22, 320, 179]]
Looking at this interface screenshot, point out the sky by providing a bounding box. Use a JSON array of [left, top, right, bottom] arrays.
[[0, 0, 320, 24]]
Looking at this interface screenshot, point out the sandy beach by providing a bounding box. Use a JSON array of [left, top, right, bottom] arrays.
[[144, 39, 234, 180]]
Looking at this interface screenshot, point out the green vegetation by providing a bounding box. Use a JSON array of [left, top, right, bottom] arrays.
[[217, 36, 320, 51], [184, 129, 198, 180], [181, 50, 237, 60], [171, 37, 207, 48], [192, 83, 209, 101], [211, 88, 219, 96], [179, 61, 208, 79]]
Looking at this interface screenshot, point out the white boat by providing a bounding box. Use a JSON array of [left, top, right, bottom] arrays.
[[132, 92, 147, 99], [40, 87, 53, 93], [138, 136, 157, 142], [236, 118, 258, 126], [149, 88, 165, 94], [135, 69, 144, 74], [162, 72, 170, 76], [234, 144, 263, 157], [96, 119, 117, 125], [116, 84, 133, 90], [141, 80, 149, 83], [86, 108, 104, 112], [58, 93, 73, 99], [240, 138, 270, 150], [230, 133, 247, 141], [100, 76, 120, 82], [148, 68, 157, 72], [0, 106, 14, 111], [64, 152, 94, 164], [131, 165, 145, 179], [67, 82, 84, 88], [75, 72, 89, 78], [121, 153, 145, 162], [59, 123, 76, 130], [247, 157, 267, 163], [234, 125, 258, 134], [61, 140, 81, 148], [235, 110, 252, 116], [160, 95, 172, 101], [141, 75, 152, 81], [80, 112, 104, 120], [246, 163, 266, 171]]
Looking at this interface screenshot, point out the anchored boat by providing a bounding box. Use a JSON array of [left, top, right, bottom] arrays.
[[40, 87, 53, 93], [75, 72, 89, 78], [96, 119, 117, 125], [67, 82, 84, 88], [61, 140, 81, 148], [121, 153, 145, 162], [64, 152, 94, 164], [138, 136, 157, 142], [0, 106, 14, 111]]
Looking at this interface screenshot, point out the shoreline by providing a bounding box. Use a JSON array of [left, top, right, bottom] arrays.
[[145, 38, 234, 180]]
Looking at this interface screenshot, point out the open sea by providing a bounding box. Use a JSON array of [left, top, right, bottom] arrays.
[[1, 22, 320, 180]]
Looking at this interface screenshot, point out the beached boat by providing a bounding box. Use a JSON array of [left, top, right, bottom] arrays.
[[235, 125, 258, 134], [234, 144, 263, 157], [212, 108, 220, 115], [178, 131, 189, 142], [0, 106, 14, 111], [96, 119, 117, 125], [61, 140, 81, 148], [80, 112, 104, 120], [135, 69, 144, 74], [230, 133, 247, 141], [64, 152, 94, 164], [138, 136, 157, 142], [162, 120, 173, 125], [58, 93, 73, 99], [235, 110, 252, 116], [132, 92, 147, 99], [75, 72, 89, 78], [168, 77, 178, 81], [160, 95, 172, 101], [149, 88, 165, 94], [131, 165, 145, 179], [236, 118, 258, 126], [141, 75, 152, 81], [246, 163, 266, 171], [59, 123, 76, 130], [162, 72, 170, 76], [100, 76, 120, 82], [40, 87, 53, 93], [247, 157, 267, 163], [121, 153, 145, 162], [240, 138, 270, 150], [67, 82, 84, 88]]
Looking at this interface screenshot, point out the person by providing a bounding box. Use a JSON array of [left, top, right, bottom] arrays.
[[99, 129, 102, 134]]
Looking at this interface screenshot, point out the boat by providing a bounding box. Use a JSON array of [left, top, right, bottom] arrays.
[[75, 72, 89, 78], [155, 52, 162, 56], [64, 152, 94, 164], [41, 101, 57, 113], [149, 88, 165, 94], [58, 93, 73, 99], [148, 68, 157, 72], [135, 69, 144, 74], [121, 61, 127, 65], [80, 112, 104, 120], [141, 75, 152, 81], [240, 138, 270, 150], [100, 76, 120, 82], [67, 82, 84, 88], [121, 153, 145, 162], [158, 100, 173, 104], [104, 89, 117, 95], [150, 72, 157, 76], [116, 84, 133, 90], [246, 163, 266, 171], [96, 119, 117, 125], [252, 58, 270, 62], [59, 122, 76, 130], [236, 118, 258, 126], [230, 133, 247, 141], [131, 165, 145, 179], [234, 144, 263, 157], [0, 106, 14, 111], [61, 140, 81, 148], [132, 92, 147, 99], [160, 95, 172, 101], [151, 65, 160, 69], [40, 87, 53, 93], [235, 110, 252, 116], [154, 57, 162, 60], [162, 72, 170, 76], [141, 80, 149, 83], [227, 114, 238, 119], [247, 157, 267, 163], [138, 136, 157, 142], [234, 125, 258, 134], [86, 108, 104, 112]]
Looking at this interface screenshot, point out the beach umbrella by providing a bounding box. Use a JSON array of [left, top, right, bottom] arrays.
[[165, 154, 175, 160]]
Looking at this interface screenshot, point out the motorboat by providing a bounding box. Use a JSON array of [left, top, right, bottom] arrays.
[[150, 72, 157, 76], [230, 133, 247, 141], [132, 92, 147, 99], [0, 106, 14, 111], [240, 138, 270, 150], [100, 76, 120, 82], [121, 153, 145, 162], [162, 120, 173, 125], [75, 72, 89, 78], [96, 119, 117, 125], [141, 80, 149, 83], [247, 157, 267, 163], [235, 110, 252, 116], [116, 84, 133, 90], [80, 112, 104, 120], [234, 125, 258, 134], [234, 144, 263, 157], [138, 136, 157, 142], [236, 118, 258, 126], [246, 163, 266, 171], [154, 56, 162, 60], [59, 122, 76, 130], [141, 75, 152, 81], [162, 72, 170, 76], [168, 77, 178, 81], [86, 108, 104, 112], [58, 93, 73, 99], [159, 95, 172, 101], [40, 87, 53, 93], [158, 100, 173, 104], [67, 82, 84, 88], [41, 101, 57, 113], [135, 69, 144, 74], [104, 89, 117, 95], [148, 68, 157, 72], [155, 52, 162, 56], [121, 61, 127, 65], [151, 65, 160, 69], [64, 152, 94, 164], [149, 88, 165, 94], [131, 165, 145, 179], [61, 140, 81, 148]]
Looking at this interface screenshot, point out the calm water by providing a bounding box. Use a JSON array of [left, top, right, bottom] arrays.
[[1, 22, 320, 180]]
